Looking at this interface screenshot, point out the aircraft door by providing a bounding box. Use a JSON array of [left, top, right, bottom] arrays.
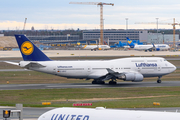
[[53, 67, 56, 74], [111, 65, 114, 70], [137, 67, 141, 73], [158, 60, 162, 71], [158, 65, 161, 71], [87, 66, 91, 72], [48, 66, 57, 75]]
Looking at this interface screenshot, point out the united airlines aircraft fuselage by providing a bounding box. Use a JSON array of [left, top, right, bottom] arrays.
[[38, 107, 180, 120]]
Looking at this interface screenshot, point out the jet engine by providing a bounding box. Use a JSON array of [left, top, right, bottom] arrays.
[[98, 48, 102, 50], [156, 48, 160, 51], [119, 73, 143, 82]]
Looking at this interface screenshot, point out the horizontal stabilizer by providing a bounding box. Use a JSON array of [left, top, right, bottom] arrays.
[[4, 61, 19, 66]]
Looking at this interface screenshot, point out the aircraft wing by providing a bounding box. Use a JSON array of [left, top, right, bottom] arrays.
[[136, 46, 154, 51], [100, 68, 143, 82], [100, 68, 125, 81], [92, 46, 98, 49], [82, 45, 98, 50], [144, 46, 153, 50]]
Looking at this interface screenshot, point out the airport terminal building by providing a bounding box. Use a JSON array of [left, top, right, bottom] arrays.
[[24, 30, 179, 46], [83, 30, 179, 45], [83, 30, 142, 45], [27, 35, 79, 42]]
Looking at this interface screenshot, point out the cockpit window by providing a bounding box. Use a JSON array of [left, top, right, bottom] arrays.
[[164, 59, 167, 61]]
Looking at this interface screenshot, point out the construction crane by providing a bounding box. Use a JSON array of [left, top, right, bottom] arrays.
[[23, 18, 27, 34], [69, 2, 114, 45], [135, 18, 180, 49]]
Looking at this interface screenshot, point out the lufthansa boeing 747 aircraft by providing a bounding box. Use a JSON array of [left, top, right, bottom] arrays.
[[5, 35, 176, 84]]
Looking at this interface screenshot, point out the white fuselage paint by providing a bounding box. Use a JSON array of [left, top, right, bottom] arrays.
[[155, 44, 170, 50], [82, 45, 110, 50], [38, 107, 180, 120], [20, 57, 176, 80], [134, 44, 170, 51]]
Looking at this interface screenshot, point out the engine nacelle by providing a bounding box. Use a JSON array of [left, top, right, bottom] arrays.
[[120, 73, 143, 82], [98, 48, 102, 50], [156, 48, 160, 51]]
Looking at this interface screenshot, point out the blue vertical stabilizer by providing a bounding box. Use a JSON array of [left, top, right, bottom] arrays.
[[126, 37, 135, 48], [15, 35, 52, 61]]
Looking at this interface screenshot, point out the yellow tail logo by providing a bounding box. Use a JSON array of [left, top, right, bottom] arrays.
[[21, 41, 34, 55], [128, 40, 132, 44]]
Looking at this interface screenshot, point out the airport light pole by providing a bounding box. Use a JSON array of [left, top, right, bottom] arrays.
[[126, 18, 128, 30], [162, 32, 164, 44], [103, 19, 105, 45], [156, 18, 159, 43]]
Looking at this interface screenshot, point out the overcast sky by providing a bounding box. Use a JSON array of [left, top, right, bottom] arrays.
[[0, 0, 180, 30]]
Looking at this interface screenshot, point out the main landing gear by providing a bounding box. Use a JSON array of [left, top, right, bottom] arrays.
[[157, 76, 162, 83], [92, 79, 117, 85], [92, 80, 105, 84], [109, 79, 117, 85]]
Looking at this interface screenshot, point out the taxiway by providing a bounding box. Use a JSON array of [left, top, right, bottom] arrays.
[[1, 81, 180, 90]]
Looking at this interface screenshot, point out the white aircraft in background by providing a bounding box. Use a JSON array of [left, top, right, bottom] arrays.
[[127, 37, 170, 52], [5, 35, 176, 84], [82, 45, 110, 51], [38, 107, 180, 120]]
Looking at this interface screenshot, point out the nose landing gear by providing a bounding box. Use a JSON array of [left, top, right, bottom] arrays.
[[157, 76, 162, 83]]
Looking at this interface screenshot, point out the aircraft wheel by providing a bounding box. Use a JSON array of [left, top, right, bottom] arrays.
[[96, 81, 105, 84], [92, 81, 97, 84], [92, 80, 105, 84], [109, 81, 117, 85], [100, 81, 105, 84], [157, 80, 161, 83]]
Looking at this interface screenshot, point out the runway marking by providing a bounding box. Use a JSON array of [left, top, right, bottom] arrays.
[[50, 95, 177, 102], [47, 84, 102, 88]]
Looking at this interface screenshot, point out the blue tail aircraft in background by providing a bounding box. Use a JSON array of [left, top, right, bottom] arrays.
[[127, 37, 170, 52]]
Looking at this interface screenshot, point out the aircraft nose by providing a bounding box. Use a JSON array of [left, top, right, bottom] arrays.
[[173, 65, 177, 72], [170, 63, 176, 72]]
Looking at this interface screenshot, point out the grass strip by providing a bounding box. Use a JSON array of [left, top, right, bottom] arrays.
[[1, 87, 180, 108]]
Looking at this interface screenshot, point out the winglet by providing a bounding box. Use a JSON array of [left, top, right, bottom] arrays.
[[15, 35, 51, 61]]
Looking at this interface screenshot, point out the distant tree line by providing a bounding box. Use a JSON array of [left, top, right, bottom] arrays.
[[1, 29, 180, 39], [0, 29, 83, 39]]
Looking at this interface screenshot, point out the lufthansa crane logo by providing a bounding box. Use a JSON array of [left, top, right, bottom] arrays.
[[21, 41, 34, 55]]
